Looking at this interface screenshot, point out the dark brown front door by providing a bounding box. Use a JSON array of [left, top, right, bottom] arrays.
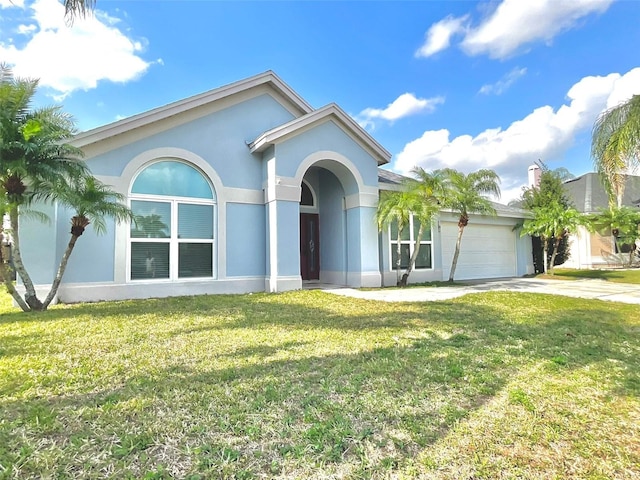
[[300, 213, 320, 280]]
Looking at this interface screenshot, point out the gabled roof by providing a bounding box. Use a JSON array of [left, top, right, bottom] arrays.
[[249, 103, 391, 165], [563, 173, 640, 212], [72, 71, 313, 149]]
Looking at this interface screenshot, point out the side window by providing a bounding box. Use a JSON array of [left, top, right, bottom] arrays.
[[390, 216, 433, 270]]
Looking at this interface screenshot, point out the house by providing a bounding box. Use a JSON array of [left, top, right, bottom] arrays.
[[20, 72, 533, 303], [562, 173, 640, 268]]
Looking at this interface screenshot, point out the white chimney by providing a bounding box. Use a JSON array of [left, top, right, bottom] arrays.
[[528, 164, 541, 188]]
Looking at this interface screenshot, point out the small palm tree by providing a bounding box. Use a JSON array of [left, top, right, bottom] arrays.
[[34, 175, 133, 309], [440, 168, 501, 282], [588, 206, 640, 267], [398, 167, 446, 286], [376, 190, 414, 286], [0, 64, 86, 310], [591, 95, 640, 208], [521, 202, 585, 274]]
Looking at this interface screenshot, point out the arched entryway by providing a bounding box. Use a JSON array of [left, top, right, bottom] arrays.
[[297, 157, 361, 286]]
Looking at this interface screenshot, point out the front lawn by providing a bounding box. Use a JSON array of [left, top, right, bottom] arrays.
[[542, 267, 640, 284], [1, 290, 638, 479]]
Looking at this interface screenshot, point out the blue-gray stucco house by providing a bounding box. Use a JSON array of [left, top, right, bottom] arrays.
[[20, 71, 533, 303]]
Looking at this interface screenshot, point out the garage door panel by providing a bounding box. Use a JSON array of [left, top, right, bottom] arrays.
[[441, 223, 517, 280]]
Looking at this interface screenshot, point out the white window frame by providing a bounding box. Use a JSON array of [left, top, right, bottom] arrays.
[[127, 156, 217, 284], [389, 214, 433, 271]]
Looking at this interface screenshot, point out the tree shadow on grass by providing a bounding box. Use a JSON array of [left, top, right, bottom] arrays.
[[0, 291, 638, 477]]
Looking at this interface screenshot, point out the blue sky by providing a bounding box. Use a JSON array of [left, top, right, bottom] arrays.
[[1, 0, 639, 201]]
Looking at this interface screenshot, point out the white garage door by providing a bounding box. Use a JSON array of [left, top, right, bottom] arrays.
[[441, 222, 517, 280]]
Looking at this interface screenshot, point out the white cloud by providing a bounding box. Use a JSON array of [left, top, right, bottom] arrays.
[[357, 93, 444, 129], [17, 23, 37, 34], [0, 0, 25, 7], [0, 0, 153, 98], [479, 67, 527, 95], [393, 68, 640, 203], [419, 0, 613, 60], [415, 15, 468, 58]]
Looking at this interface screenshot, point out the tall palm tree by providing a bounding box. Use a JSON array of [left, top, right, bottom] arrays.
[[440, 168, 501, 282], [591, 95, 640, 208], [376, 189, 414, 286], [0, 64, 87, 310], [32, 175, 133, 309]]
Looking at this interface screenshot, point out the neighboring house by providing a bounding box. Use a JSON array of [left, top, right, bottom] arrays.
[[562, 173, 640, 268], [377, 169, 534, 285], [20, 72, 533, 303]]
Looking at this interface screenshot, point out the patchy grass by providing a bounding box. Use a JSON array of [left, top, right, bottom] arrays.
[[540, 267, 640, 284], [0, 290, 639, 479]]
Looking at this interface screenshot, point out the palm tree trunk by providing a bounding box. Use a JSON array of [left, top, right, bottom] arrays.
[[395, 230, 402, 286], [0, 256, 30, 311], [402, 223, 425, 287], [9, 207, 43, 311], [542, 237, 549, 274], [42, 234, 79, 309], [549, 237, 561, 275], [448, 225, 464, 282]]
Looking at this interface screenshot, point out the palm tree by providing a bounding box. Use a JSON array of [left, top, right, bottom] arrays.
[[63, 0, 96, 22], [0, 64, 87, 311], [376, 190, 413, 286], [588, 206, 640, 267], [30, 175, 133, 309], [591, 95, 640, 208], [521, 202, 585, 274], [397, 167, 446, 286], [440, 168, 501, 282]]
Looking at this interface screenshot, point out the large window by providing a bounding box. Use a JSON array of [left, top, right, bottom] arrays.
[[129, 161, 215, 281], [390, 215, 433, 270]]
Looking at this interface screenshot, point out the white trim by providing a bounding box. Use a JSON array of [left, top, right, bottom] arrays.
[[346, 271, 381, 288], [344, 191, 379, 209], [116, 148, 227, 281], [294, 151, 367, 193], [52, 278, 267, 303], [224, 186, 263, 205], [265, 275, 302, 293], [249, 104, 391, 165]]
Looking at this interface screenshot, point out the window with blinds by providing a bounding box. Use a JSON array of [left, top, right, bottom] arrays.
[[129, 161, 216, 281]]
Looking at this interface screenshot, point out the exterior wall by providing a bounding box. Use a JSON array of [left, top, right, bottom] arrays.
[[18, 83, 386, 302], [226, 203, 266, 277]]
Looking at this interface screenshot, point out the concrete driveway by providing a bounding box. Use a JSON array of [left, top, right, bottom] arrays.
[[325, 277, 640, 304]]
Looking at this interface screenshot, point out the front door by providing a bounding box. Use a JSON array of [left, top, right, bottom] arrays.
[[300, 213, 320, 280]]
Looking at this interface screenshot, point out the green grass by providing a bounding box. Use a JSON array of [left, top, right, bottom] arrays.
[[1, 290, 639, 479], [541, 267, 640, 284]]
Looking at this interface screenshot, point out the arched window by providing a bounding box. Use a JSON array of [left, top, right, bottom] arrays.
[[129, 160, 216, 280], [301, 181, 314, 206]]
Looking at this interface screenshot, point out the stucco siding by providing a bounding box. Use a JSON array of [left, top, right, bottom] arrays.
[[275, 121, 380, 189], [226, 203, 266, 277], [85, 94, 296, 191]]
